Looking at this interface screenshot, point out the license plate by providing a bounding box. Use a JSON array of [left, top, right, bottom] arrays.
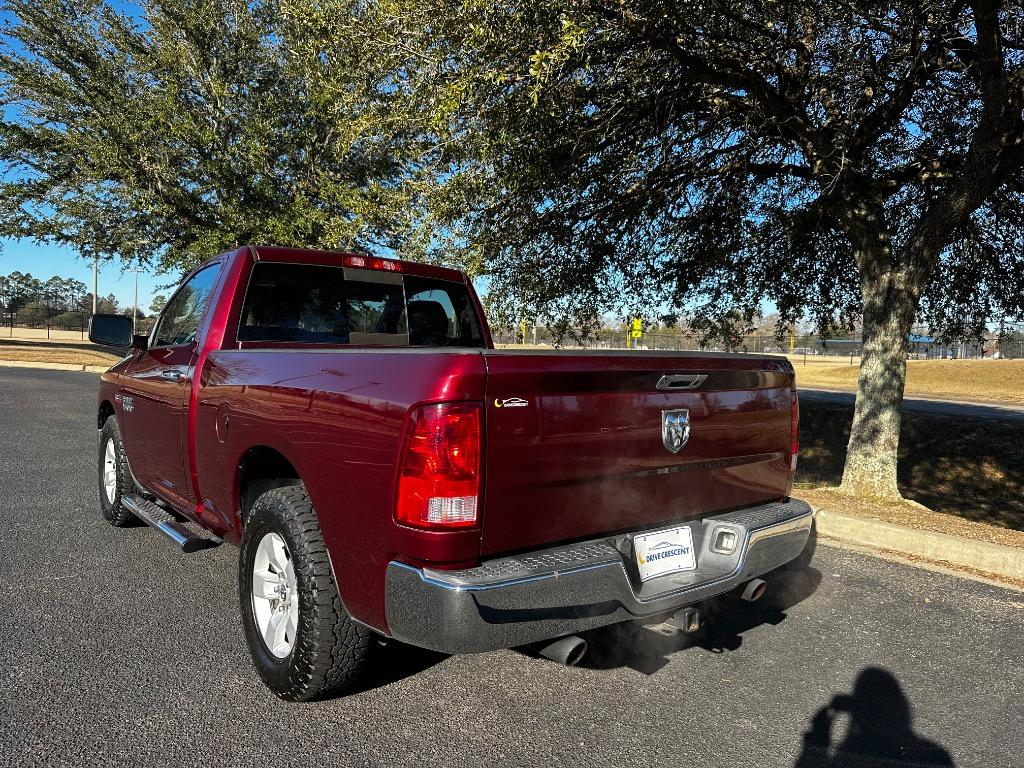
[[634, 526, 696, 581]]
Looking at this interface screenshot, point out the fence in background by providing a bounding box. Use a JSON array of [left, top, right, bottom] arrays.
[[4, 301, 1021, 360], [492, 327, 1022, 360], [1, 309, 155, 340], [2, 308, 90, 340]]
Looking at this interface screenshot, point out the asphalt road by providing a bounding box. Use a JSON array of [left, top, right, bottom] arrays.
[[800, 388, 1024, 422], [2, 368, 1022, 768]]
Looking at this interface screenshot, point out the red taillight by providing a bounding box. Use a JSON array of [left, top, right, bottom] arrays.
[[396, 402, 481, 530], [790, 390, 800, 472], [343, 254, 402, 272]]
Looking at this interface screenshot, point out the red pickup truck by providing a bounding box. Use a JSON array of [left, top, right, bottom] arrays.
[[89, 245, 811, 701]]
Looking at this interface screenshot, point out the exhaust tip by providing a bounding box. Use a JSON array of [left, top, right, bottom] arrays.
[[738, 578, 767, 602], [565, 639, 588, 667], [533, 635, 588, 666]]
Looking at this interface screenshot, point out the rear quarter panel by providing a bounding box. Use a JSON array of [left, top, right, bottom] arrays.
[[194, 348, 485, 632]]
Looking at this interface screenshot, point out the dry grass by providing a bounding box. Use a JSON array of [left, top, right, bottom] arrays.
[[800, 487, 1024, 549], [792, 358, 1024, 405], [0, 340, 121, 366], [786, 353, 864, 366], [797, 400, 1024, 531], [1, 328, 89, 342]]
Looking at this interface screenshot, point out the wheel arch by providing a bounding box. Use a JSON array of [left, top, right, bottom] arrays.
[[235, 445, 304, 529], [234, 444, 365, 627], [98, 400, 116, 430]]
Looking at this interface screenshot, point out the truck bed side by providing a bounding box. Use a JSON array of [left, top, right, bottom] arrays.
[[195, 347, 486, 631]]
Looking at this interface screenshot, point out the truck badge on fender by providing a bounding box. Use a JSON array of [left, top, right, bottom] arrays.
[[662, 409, 690, 453]]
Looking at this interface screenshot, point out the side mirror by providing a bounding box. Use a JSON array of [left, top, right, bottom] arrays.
[[88, 314, 133, 347], [131, 334, 149, 351]]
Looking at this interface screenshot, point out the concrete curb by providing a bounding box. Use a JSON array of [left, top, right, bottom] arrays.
[[0, 360, 107, 373], [813, 507, 1024, 581]]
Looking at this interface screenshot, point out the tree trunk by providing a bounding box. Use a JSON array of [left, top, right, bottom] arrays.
[[839, 268, 918, 499]]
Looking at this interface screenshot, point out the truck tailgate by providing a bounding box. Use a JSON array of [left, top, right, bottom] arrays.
[[480, 350, 795, 556]]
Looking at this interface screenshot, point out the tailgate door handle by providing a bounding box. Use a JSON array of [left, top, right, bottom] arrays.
[[656, 374, 707, 390]]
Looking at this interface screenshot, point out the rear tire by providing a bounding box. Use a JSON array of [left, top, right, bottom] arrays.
[[98, 416, 138, 527], [239, 486, 371, 701]]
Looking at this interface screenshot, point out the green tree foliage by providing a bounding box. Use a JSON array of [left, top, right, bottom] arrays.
[[2, 270, 40, 313], [75, 292, 118, 315], [50, 310, 86, 328], [0, 0, 435, 273], [16, 300, 47, 325], [387, 0, 1024, 497], [99, 293, 120, 315], [149, 294, 167, 315]]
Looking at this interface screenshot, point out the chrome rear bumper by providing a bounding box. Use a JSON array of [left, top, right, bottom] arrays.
[[385, 498, 813, 654]]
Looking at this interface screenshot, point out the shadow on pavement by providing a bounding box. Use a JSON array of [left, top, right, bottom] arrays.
[[794, 667, 954, 767], [580, 522, 822, 674], [345, 640, 449, 695]]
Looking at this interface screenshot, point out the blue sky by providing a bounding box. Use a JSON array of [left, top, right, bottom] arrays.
[[0, 1, 168, 313], [0, 238, 174, 313]]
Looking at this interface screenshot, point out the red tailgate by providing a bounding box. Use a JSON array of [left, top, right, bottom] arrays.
[[479, 350, 795, 556]]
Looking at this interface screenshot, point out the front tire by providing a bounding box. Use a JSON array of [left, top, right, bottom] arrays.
[[239, 486, 371, 701], [98, 416, 138, 527]]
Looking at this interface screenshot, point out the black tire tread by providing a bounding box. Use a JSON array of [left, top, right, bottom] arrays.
[[98, 416, 138, 527], [240, 486, 371, 701]]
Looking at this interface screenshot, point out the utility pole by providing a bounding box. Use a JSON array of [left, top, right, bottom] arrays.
[[129, 267, 142, 331], [92, 256, 98, 316]]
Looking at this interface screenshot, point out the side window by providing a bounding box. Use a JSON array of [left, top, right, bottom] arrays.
[[151, 264, 220, 348]]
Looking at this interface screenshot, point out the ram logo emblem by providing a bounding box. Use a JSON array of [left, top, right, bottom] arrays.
[[661, 409, 690, 453]]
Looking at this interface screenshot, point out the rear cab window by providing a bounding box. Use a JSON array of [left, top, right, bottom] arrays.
[[237, 262, 485, 348]]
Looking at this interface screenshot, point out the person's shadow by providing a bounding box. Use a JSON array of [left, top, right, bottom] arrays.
[[795, 667, 954, 767]]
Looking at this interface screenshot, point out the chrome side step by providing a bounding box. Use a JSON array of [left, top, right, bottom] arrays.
[[122, 495, 222, 553]]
